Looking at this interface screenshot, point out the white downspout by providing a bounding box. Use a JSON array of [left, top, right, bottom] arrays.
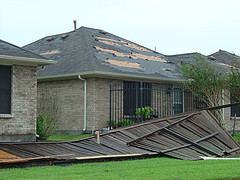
[[222, 89, 225, 122], [78, 75, 87, 132]]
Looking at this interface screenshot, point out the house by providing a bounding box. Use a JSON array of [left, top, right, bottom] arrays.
[[0, 39, 56, 142], [167, 50, 240, 131], [24, 26, 206, 135]]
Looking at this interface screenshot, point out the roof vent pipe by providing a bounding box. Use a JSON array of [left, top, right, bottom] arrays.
[[73, 20, 77, 31]]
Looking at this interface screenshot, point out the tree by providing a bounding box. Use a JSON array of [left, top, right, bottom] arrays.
[[227, 56, 240, 102], [180, 55, 228, 124]]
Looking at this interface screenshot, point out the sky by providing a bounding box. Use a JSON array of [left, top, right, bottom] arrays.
[[0, 0, 240, 55]]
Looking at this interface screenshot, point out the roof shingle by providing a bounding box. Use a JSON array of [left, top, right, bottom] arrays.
[[23, 26, 182, 80]]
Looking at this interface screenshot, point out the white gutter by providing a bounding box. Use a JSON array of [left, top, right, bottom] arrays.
[[78, 75, 87, 132], [0, 55, 57, 66]]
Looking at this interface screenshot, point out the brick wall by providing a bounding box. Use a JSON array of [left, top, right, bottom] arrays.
[[37, 79, 84, 134], [86, 78, 123, 131], [37, 77, 239, 134], [37, 78, 122, 134], [223, 95, 240, 132], [0, 65, 37, 142]]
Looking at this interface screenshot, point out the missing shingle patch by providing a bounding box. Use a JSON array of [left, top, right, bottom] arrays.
[[95, 46, 130, 58], [217, 62, 239, 70], [123, 43, 151, 52], [105, 59, 143, 69], [98, 40, 121, 47], [96, 36, 152, 53], [40, 50, 60, 55], [132, 53, 167, 62], [95, 46, 167, 62], [96, 36, 127, 43]]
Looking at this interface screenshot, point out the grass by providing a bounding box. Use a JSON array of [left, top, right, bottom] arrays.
[[233, 133, 240, 142], [0, 157, 240, 179], [46, 134, 92, 141]]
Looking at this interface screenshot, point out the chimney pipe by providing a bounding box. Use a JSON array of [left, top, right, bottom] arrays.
[[73, 20, 77, 31]]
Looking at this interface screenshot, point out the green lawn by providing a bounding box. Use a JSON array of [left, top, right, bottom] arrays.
[[46, 134, 92, 141], [233, 134, 240, 143], [1, 157, 240, 179]]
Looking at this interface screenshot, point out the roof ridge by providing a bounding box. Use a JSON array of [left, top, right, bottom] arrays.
[[166, 52, 203, 57], [208, 50, 240, 57]]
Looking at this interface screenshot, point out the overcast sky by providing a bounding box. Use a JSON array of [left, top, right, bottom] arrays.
[[0, 0, 240, 55]]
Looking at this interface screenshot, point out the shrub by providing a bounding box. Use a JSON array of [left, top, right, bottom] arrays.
[[37, 86, 61, 140], [116, 118, 135, 127], [37, 114, 58, 140], [136, 106, 154, 121]]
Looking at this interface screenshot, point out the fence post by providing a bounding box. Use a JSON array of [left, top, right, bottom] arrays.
[[140, 82, 143, 122], [232, 114, 236, 136], [109, 84, 112, 130]]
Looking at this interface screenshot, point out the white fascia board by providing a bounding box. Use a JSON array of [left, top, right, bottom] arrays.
[[0, 55, 57, 67], [37, 71, 184, 84]]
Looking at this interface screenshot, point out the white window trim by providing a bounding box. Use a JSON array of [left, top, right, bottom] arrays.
[[0, 114, 13, 119]]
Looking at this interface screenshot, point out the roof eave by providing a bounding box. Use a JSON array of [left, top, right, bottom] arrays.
[[37, 71, 184, 84], [0, 55, 57, 67]]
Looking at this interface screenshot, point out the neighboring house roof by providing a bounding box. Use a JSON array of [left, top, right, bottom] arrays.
[[0, 39, 56, 66], [166, 52, 203, 66], [23, 26, 183, 83], [167, 50, 240, 72], [208, 49, 240, 70]]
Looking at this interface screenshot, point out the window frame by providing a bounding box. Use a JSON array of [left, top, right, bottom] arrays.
[[0, 65, 12, 115], [230, 95, 240, 117], [123, 81, 152, 116]]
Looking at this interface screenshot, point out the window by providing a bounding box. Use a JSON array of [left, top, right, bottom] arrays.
[[123, 81, 152, 116], [173, 86, 184, 114], [231, 95, 240, 117], [0, 65, 11, 114]]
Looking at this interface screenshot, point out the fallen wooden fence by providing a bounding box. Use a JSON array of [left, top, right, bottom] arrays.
[[0, 110, 239, 168]]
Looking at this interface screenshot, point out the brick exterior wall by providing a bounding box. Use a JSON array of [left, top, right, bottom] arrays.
[[86, 78, 123, 131], [37, 78, 238, 135], [37, 78, 122, 134], [37, 80, 84, 134], [223, 95, 240, 133], [0, 65, 37, 142]]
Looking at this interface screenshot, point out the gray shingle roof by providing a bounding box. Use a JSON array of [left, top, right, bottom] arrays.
[[167, 50, 240, 72], [0, 39, 46, 59], [166, 52, 203, 66], [208, 50, 240, 69], [23, 26, 182, 80]]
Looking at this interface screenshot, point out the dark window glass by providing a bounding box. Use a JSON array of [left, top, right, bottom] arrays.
[[231, 95, 240, 117], [173, 87, 183, 114], [0, 65, 11, 114], [123, 81, 151, 116]]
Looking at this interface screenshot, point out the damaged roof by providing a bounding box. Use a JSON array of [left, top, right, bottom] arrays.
[[208, 49, 240, 70], [0, 110, 239, 168], [23, 26, 182, 81], [167, 50, 240, 71]]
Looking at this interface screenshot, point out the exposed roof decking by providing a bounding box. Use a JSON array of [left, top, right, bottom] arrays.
[[23, 26, 181, 81]]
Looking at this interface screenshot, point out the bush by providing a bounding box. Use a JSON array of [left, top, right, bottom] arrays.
[[116, 118, 135, 127], [136, 106, 154, 121], [37, 86, 61, 140], [37, 114, 58, 141]]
